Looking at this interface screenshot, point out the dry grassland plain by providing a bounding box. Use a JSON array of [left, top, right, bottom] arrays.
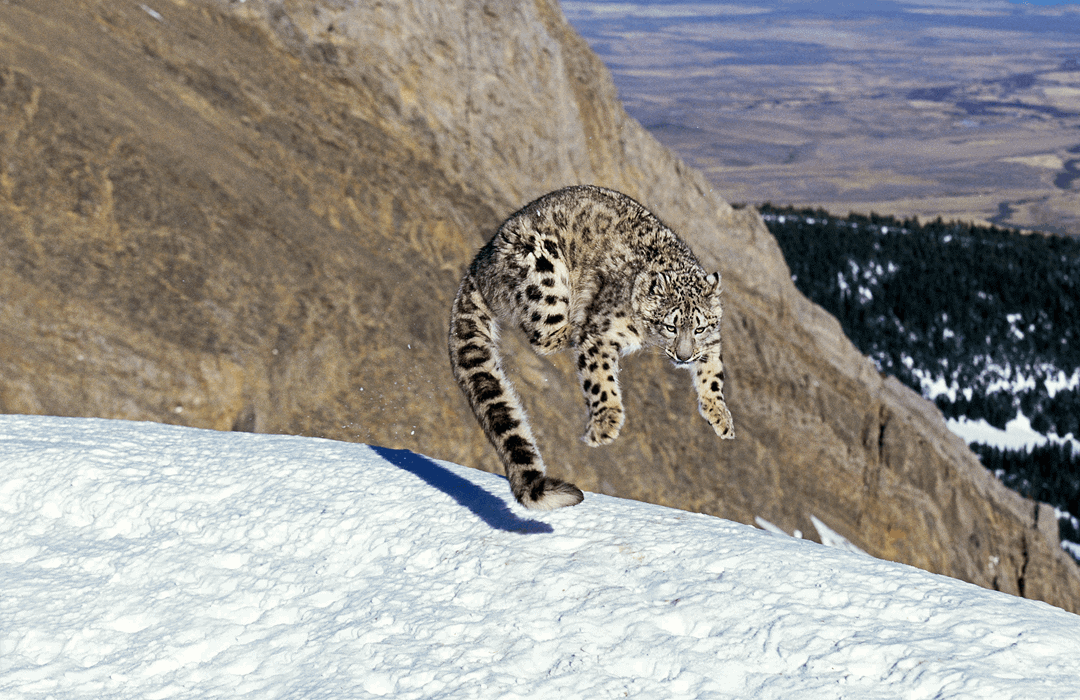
[[565, 1, 1080, 235]]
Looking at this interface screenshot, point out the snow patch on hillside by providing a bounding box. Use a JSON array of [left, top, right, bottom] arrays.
[[948, 412, 1080, 453], [2, 415, 1079, 699]]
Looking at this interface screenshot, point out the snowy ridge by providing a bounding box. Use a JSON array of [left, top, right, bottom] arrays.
[[2, 416, 1079, 699]]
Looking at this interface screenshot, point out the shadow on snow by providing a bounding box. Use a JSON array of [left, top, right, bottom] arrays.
[[369, 445, 553, 534]]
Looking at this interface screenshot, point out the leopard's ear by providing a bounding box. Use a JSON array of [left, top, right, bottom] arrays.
[[650, 271, 672, 295], [705, 271, 721, 294]]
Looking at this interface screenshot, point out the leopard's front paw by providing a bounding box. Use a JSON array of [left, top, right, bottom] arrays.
[[700, 399, 735, 439], [583, 406, 624, 446]]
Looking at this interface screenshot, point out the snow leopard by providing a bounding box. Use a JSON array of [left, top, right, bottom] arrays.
[[449, 185, 734, 510]]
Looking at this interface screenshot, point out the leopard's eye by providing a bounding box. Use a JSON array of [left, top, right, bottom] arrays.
[[694, 326, 708, 335], [663, 324, 677, 334]]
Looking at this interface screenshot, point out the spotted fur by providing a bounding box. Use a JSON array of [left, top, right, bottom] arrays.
[[449, 186, 734, 510]]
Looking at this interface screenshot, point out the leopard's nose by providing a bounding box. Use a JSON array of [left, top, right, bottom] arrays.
[[675, 335, 694, 362]]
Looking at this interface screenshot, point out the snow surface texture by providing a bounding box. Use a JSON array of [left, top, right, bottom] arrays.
[[2, 416, 1079, 699]]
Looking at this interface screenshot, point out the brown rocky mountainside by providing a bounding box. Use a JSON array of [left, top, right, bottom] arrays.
[[2, 0, 1078, 610]]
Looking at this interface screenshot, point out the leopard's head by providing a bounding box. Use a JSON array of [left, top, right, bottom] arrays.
[[634, 269, 722, 365]]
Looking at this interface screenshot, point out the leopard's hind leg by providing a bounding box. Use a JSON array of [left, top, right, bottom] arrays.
[[513, 235, 573, 357]]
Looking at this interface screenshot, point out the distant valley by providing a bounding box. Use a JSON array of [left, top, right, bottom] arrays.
[[565, 0, 1080, 235]]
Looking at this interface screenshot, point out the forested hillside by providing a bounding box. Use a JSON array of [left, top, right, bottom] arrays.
[[760, 204, 1080, 554]]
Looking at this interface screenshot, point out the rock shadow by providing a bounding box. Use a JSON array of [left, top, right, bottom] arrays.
[[369, 445, 553, 534]]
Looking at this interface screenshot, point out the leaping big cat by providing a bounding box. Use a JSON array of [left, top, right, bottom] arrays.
[[449, 186, 734, 510]]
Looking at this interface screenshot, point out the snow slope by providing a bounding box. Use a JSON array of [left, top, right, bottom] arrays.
[[2, 416, 1078, 699]]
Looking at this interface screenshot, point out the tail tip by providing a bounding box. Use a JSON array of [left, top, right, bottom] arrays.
[[519, 475, 584, 511]]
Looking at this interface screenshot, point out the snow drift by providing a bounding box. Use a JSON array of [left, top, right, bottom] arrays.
[[1, 415, 1078, 699]]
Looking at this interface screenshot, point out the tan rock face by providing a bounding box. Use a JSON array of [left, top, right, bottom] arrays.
[[1, 0, 1077, 610]]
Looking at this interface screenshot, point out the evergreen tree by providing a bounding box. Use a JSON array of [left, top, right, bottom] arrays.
[[761, 204, 1080, 556]]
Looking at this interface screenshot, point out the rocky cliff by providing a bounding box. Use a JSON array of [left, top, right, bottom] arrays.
[[2, 0, 1077, 610]]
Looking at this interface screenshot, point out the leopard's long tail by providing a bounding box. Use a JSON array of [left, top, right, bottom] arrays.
[[449, 273, 584, 510]]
